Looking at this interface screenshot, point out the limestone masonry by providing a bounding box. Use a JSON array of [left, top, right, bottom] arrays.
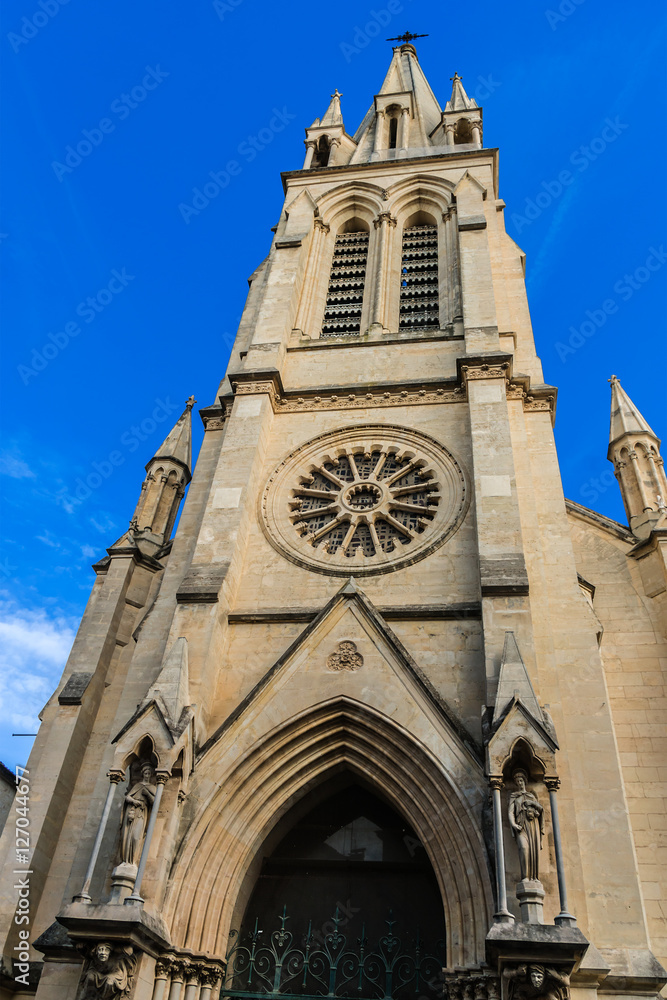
[[1, 43, 666, 1000]]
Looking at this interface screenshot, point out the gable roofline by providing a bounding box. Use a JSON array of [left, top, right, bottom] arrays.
[[197, 578, 482, 765], [565, 498, 633, 542]]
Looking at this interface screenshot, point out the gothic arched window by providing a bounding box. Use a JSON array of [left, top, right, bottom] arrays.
[[321, 220, 369, 337], [313, 136, 331, 168], [399, 221, 439, 331], [388, 115, 398, 149], [454, 118, 472, 145]]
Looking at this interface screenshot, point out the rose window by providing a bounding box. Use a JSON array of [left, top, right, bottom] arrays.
[[290, 449, 440, 558], [261, 426, 469, 577]]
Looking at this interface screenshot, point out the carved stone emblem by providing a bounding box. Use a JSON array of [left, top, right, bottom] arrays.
[[78, 942, 137, 999], [503, 964, 570, 1000], [327, 640, 363, 672]]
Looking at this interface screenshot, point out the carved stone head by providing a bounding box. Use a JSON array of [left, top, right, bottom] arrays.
[[512, 768, 528, 791], [140, 761, 154, 783], [93, 942, 112, 965], [529, 967, 545, 991]]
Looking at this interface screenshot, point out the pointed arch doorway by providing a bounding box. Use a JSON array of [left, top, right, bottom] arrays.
[[225, 775, 445, 1000]]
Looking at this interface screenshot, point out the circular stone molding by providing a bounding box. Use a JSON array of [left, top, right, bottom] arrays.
[[260, 424, 469, 577]]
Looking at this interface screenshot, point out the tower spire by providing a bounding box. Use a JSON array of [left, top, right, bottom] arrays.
[[320, 89, 343, 127], [445, 72, 478, 112], [607, 376, 666, 535]]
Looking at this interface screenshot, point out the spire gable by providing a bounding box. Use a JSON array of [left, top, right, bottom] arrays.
[[608, 375, 658, 445], [150, 395, 194, 477]]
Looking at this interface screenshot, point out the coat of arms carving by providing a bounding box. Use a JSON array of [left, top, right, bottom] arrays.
[[327, 640, 363, 671]]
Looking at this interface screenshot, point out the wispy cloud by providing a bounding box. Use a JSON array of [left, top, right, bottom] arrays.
[[0, 600, 77, 762], [90, 513, 117, 535], [0, 450, 36, 480]]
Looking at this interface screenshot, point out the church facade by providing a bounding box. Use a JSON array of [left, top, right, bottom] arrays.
[[1, 43, 666, 1000]]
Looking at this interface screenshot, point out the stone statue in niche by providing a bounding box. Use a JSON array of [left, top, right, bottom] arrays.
[[119, 762, 156, 867], [507, 769, 544, 881], [503, 964, 570, 1000], [79, 942, 136, 999]]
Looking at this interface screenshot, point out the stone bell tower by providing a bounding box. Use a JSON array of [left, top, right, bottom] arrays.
[[1, 41, 666, 1000]]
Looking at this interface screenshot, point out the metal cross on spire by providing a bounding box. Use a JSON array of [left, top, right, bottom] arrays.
[[386, 31, 429, 43]]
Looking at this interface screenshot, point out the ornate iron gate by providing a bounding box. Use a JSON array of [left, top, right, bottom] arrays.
[[221, 906, 445, 1000]]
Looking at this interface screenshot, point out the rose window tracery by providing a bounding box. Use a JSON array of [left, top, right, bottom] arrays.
[[261, 426, 468, 576], [290, 449, 440, 557]]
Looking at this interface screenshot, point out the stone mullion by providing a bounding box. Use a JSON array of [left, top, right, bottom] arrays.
[[370, 212, 396, 332]]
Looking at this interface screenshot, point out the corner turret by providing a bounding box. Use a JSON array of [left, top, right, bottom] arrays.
[[129, 396, 194, 545], [607, 376, 667, 536]]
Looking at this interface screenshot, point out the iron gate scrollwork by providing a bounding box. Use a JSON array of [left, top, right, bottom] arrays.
[[221, 906, 446, 1000]]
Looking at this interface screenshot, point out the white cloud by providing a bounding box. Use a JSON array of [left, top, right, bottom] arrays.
[[80, 545, 97, 559], [0, 451, 36, 480], [36, 531, 61, 549], [0, 600, 78, 764]]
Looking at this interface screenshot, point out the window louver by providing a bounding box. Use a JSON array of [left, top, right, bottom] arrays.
[[321, 231, 369, 337], [399, 225, 439, 331]]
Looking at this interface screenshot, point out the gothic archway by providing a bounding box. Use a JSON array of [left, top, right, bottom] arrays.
[[165, 699, 493, 966], [238, 776, 445, 950]]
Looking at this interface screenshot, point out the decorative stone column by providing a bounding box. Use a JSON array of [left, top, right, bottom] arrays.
[[184, 965, 202, 1000], [199, 967, 222, 1000], [125, 770, 169, 905], [490, 778, 514, 923], [303, 140, 316, 170], [471, 122, 482, 147], [369, 211, 396, 332], [398, 106, 410, 149], [328, 136, 341, 167], [445, 122, 456, 146], [629, 449, 653, 511], [546, 777, 577, 926], [168, 961, 188, 1000], [371, 109, 385, 159], [152, 958, 173, 1000], [73, 769, 124, 903]]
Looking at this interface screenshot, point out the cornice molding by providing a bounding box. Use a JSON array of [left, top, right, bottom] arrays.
[[226, 358, 557, 420]]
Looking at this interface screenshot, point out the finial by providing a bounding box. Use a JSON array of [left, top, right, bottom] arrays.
[[450, 72, 462, 83], [386, 31, 429, 43], [185, 395, 196, 410], [608, 375, 619, 385], [331, 89, 342, 100]]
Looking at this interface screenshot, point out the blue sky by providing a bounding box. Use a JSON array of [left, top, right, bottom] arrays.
[[1, 0, 666, 767]]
